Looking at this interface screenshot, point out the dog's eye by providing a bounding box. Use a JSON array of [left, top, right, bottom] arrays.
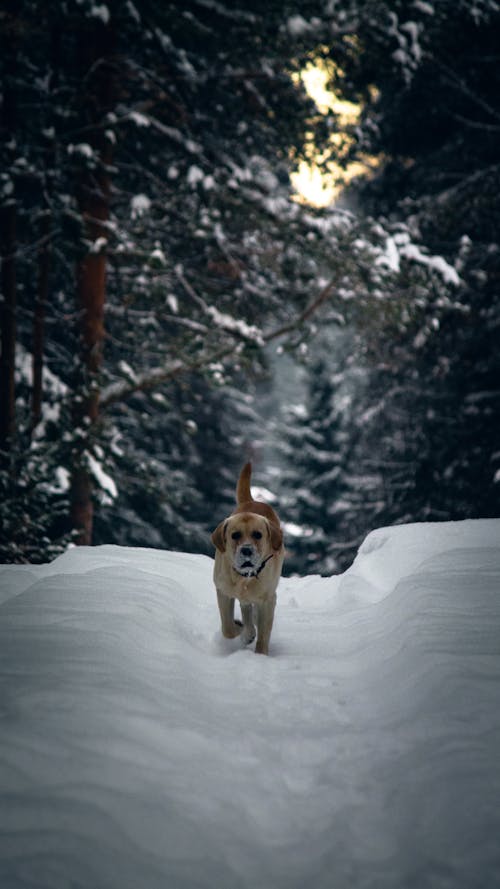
[[251, 531, 262, 540], [231, 531, 242, 541]]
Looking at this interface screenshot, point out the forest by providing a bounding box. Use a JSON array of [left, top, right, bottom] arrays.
[[1, 0, 499, 572]]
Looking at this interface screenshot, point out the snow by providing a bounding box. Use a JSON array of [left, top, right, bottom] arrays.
[[130, 193, 151, 218], [1, 519, 499, 889], [67, 143, 94, 159], [186, 164, 205, 187], [90, 236, 107, 254], [128, 111, 150, 128], [412, 0, 435, 14], [388, 13, 425, 82], [117, 360, 137, 381], [150, 247, 167, 266], [207, 306, 264, 344], [283, 521, 315, 539], [15, 345, 67, 444], [400, 243, 461, 285], [50, 465, 71, 494], [377, 235, 401, 272], [1, 177, 14, 198], [166, 293, 179, 313], [125, 1, 140, 23], [287, 14, 312, 36], [202, 174, 215, 190], [88, 4, 110, 24], [251, 484, 277, 503], [86, 451, 118, 502], [377, 233, 462, 285]]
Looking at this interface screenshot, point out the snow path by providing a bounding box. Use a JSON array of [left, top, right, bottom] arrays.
[[0, 520, 499, 888]]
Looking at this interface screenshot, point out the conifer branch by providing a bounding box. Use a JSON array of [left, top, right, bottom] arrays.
[[100, 276, 342, 409]]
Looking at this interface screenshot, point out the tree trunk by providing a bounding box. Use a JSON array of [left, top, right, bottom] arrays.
[[71, 201, 109, 545], [32, 210, 51, 429], [0, 43, 18, 468], [69, 20, 115, 546], [0, 201, 17, 462]]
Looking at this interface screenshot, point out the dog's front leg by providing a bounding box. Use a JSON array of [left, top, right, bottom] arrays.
[[217, 590, 242, 639], [240, 603, 256, 645], [255, 594, 276, 655]]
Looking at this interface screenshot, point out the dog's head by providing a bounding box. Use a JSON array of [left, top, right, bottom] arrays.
[[211, 512, 283, 576]]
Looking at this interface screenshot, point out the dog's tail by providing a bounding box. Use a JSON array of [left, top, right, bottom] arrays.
[[236, 461, 252, 505]]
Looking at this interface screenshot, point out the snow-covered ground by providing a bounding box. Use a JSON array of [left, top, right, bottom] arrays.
[[1, 519, 499, 889]]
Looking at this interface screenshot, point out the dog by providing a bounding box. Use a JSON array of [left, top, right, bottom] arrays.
[[211, 462, 285, 655]]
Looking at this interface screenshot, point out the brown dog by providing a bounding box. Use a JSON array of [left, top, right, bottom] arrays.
[[211, 462, 285, 655]]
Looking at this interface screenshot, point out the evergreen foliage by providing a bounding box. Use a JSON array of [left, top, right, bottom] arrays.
[[280, 0, 500, 573], [0, 0, 379, 560], [2, 1, 498, 570]]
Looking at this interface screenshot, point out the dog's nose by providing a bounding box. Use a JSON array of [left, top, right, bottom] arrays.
[[240, 546, 253, 558]]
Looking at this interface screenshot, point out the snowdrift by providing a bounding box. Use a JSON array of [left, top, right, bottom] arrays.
[[1, 520, 499, 889]]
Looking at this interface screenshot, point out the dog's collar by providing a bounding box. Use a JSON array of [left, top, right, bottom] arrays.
[[235, 553, 274, 579]]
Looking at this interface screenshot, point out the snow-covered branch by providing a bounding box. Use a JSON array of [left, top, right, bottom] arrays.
[[100, 361, 184, 408], [99, 275, 345, 409]]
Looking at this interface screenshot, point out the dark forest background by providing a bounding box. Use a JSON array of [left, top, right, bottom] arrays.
[[1, 0, 499, 573]]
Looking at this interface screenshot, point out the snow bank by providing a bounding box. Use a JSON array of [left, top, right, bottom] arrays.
[[1, 520, 499, 888]]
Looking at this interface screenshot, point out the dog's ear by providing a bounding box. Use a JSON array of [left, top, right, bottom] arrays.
[[268, 521, 283, 551], [211, 520, 228, 553]]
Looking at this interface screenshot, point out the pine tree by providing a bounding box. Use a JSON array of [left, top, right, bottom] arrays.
[[279, 0, 500, 568], [0, 1, 368, 559]]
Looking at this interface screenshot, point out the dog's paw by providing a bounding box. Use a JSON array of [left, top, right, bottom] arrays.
[[241, 626, 256, 646], [222, 620, 244, 639]]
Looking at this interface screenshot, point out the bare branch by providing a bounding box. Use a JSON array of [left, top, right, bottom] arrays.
[[437, 59, 500, 125], [99, 275, 343, 410], [263, 277, 343, 342]]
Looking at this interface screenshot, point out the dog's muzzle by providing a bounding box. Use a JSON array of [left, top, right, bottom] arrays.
[[235, 544, 259, 575], [234, 545, 273, 578]]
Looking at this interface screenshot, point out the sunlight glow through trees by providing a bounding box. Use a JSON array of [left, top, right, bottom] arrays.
[[291, 61, 378, 206]]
